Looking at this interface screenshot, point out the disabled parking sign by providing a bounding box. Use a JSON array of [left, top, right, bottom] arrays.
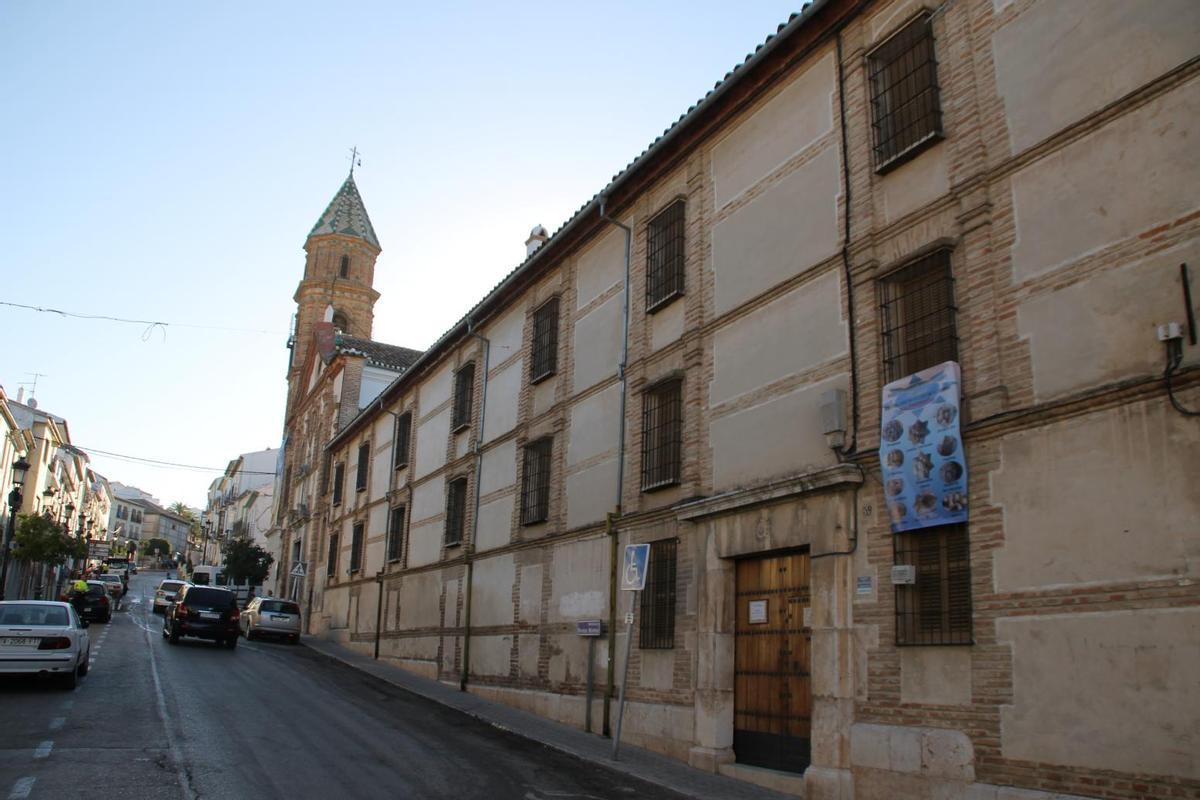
[[620, 544, 650, 591]]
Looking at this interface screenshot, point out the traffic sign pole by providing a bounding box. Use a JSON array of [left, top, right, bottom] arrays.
[[611, 590, 638, 761]]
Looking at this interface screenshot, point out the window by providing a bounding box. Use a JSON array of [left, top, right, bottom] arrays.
[[355, 441, 370, 492], [646, 200, 686, 311], [349, 522, 364, 573], [445, 477, 467, 545], [339, 255, 350, 278], [520, 438, 552, 525], [332, 311, 349, 331], [332, 463, 345, 506], [894, 525, 972, 645], [868, 13, 943, 171], [452, 363, 475, 431], [326, 533, 339, 577], [393, 412, 412, 470], [879, 248, 957, 382], [641, 378, 683, 490], [530, 298, 560, 383], [387, 505, 405, 562], [640, 538, 677, 649]]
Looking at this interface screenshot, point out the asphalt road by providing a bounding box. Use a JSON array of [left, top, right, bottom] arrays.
[[0, 570, 684, 800]]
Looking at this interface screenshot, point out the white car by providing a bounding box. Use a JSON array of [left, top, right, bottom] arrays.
[[0, 601, 91, 689], [153, 579, 190, 613]]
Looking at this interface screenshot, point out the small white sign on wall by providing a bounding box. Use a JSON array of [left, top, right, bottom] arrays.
[[748, 600, 768, 624]]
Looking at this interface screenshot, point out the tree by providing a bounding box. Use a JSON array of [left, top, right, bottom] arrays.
[[13, 514, 86, 566], [222, 537, 273, 586], [144, 537, 171, 559]]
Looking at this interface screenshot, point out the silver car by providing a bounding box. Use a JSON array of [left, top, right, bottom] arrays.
[[0, 601, 90, 689], [240, 598, 301, 643]]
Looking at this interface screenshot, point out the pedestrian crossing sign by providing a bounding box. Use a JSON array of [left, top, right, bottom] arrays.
[[290, 561, 307, 578]]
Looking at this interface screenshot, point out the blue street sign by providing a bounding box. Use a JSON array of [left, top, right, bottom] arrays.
[[620, 543, 651, 591]]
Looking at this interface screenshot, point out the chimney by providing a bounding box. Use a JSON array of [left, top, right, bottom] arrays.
[[525, 224, 549, 258], [16, 386, 24, 403]]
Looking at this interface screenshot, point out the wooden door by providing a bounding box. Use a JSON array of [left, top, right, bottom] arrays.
[[734, 551, 812, 773]]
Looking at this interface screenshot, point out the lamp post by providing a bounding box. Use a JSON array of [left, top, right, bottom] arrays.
[[1, 456, 32, 601]]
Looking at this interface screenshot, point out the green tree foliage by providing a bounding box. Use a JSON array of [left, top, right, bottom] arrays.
[[144, 537, 171, 558], [13, 514, 87, 565], [222, 537, 274, 585]]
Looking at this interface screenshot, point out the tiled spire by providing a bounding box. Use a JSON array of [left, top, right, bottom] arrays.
[[308, 174, 380, 249]]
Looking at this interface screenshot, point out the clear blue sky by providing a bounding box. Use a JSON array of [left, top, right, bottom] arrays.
[[0, 1, 799, 506]]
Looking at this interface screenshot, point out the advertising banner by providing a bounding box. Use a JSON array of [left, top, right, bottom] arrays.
[[879, 361, 967, 533]]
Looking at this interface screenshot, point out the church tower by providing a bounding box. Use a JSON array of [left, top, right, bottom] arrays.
[[288, 171, 382, 397]]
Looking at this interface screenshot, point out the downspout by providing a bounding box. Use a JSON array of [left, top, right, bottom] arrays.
[[835, 27, 861, 458], [598, 194, 632, 737], [460, 319, 491, 691]]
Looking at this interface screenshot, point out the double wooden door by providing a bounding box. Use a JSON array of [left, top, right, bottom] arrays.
[[734, 551, 812, 773]]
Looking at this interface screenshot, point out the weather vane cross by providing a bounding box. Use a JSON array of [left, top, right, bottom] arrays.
[[349, 146, 362, 177]]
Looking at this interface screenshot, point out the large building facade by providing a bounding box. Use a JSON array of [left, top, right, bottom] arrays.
[[284, 2, 1200, 798]]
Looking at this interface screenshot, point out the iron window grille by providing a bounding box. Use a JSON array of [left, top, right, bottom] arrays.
[[355, 441, 370, 492], [349, 522, 364, 574], [646, 200, 686, 311], [879, 249, 957, 383], [639, 538, 678, 649], [320, 453, 332, 496], [332, 463, 345, 506], [387, 505, 405, 562], [445, 477, 468, 546], [520, 438, 553, 525], [393, 412, 412, 470], [530, 298, 559, 383], [894, 524, 972, 645], [326, 533, 339, 578], [641, 378, 683, 491], [868, 13, 943, 171], [452, 363, 475, 431]]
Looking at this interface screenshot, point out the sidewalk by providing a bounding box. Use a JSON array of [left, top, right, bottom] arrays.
[[302, 636, 796, 800]]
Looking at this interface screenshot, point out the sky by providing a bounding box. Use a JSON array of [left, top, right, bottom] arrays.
[[0, 0, 799, 507]]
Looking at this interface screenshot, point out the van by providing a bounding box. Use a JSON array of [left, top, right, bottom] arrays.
[[189, 565, 226, 587]]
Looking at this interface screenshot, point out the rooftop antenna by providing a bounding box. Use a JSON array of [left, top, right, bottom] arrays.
[[20, 372, 47, 399], [348, 146, 361, 177]]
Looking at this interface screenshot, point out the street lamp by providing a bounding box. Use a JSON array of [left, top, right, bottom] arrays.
[[0, 456, 32, 601]]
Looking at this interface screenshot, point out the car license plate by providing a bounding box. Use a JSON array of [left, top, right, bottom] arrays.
[[1, 637, 36, 646], [271, 614, 290, 621], [199, 611, 220, 619]]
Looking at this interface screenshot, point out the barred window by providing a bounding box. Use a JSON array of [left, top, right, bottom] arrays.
[[350, 522, 364, 574], [445, 477, 467, 546], [895, 525, 972, 645], [387, 505, 405, 562], [452, 363, 475, 431], [339, 255, 350, 278], [868, 13, 943, 171], [641, 378, 683, 491], [639, 538, 677, 649], [326, 533, 339, 578], [332, 463, 345, 506], [530, 298, 559, 383], [355, 441, 370, 492], [520, 438, 552, 525], [646, 200, 686, 311], [320, 453, 332, 496], [393, 412, 412, 470], [880, 248, 957, 382]]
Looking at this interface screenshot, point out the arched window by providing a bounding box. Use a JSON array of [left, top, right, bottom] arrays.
[[339, 255, 350, 278], [332, 311, 349, 332]]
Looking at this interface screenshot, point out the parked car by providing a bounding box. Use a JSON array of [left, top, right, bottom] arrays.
[[77, 581, 113, 623], [240, 598, 301, 643], [153, 579, 189, 614], [162, 586, 240, 649], [0, 601, 90, 689], [96, 574, 124, 604]]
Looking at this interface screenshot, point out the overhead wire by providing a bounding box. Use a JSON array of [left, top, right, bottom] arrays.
[[77, 445, 278, 475], [0, 300, 286, 339]]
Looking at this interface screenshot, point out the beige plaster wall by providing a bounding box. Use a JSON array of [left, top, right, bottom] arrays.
[[414, 408, 451, 479], [565, 458, 618, 529], [709, 375, 847, 491], [1018, 242, 1200, 400], [406, 520, 442, 568], [1009, 79, 1200, 282], [470, 634, 513, 678], [474, 494, 514, 552], [518, 564, 542, 625], [991, 397, 1200, 591], [900, 647, 971, 706], [443, 578, 460, 628], [484, 304, 526, 361], [410, 475, 445, 524], [878, 141, 948, 224], [566, 384, 621, 466], [549, 536, 610, 622], [419, 362, 453, 411], [710, 269, 846, 405], [482, 360, 522, 443], [712, 145, 840, 313], [398, 570, 443, 627], [649, 298, 685, 352], [479, 438, 517, 496], [470, 553, 516, 627], [712, 51, 835, 209], [547, 632, 602, 687], [998, 607, 1200, 779], [531, 375, 556, 418], [576, 228, 624, 310], [572, 293, 624, 391], [993, 0, 1200, 153]]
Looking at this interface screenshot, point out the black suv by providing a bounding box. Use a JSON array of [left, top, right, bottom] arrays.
[[162, 586, 240, 649]]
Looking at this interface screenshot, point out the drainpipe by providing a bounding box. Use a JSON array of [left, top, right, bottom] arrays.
[[460, 318, 491, 692], [598, 194, 632, 737]]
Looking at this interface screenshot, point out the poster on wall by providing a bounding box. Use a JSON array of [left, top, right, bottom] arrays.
[[879, 360, 967, 533]]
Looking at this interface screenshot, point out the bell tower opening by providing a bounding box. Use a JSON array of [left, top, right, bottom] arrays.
[[339, 255, 350, 279]]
